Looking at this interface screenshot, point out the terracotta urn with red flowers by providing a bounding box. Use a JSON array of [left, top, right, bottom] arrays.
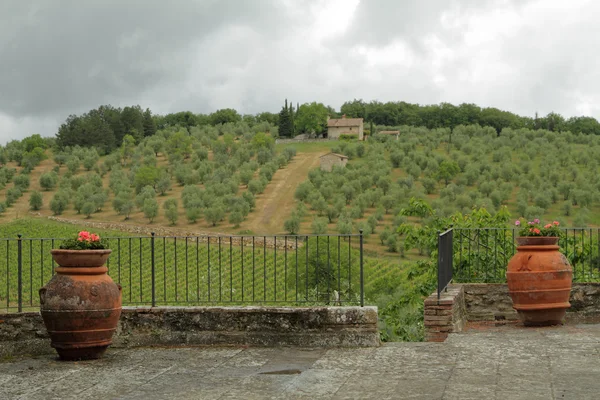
[[39, 231, 122, 360], [506, 219, 572, 326]]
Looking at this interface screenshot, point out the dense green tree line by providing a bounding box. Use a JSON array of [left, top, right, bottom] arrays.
[[55, 105, 156, 153], [340, 99, 600, 136], [45, 98, 600, 152]]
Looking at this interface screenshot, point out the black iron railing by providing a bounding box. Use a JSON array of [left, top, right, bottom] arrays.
[[437, 228, 453, 299], [0, 233, 365, 313], [438, 228, 600, 286]]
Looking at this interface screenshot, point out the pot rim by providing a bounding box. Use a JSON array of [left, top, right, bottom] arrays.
[[515, 236, 560, 244], [51, 249, 112, 254]]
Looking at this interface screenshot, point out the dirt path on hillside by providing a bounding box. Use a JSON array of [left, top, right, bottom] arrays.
[[244, 151, 323, 234]]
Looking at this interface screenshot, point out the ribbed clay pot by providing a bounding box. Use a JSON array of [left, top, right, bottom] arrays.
[[39, 249, 122, 360], [506, 237, 572, 326]]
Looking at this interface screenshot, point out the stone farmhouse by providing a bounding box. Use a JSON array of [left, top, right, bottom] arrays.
[[326, 115, 364, 140], [320, 152, 348, 172]]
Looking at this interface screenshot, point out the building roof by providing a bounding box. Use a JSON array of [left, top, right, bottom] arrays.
[[379, 130, 400, 135], [320, 152, 348, 160], [327, 117, 363, 128]]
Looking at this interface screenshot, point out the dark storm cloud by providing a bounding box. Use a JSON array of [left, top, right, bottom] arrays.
[[0, 0, 288, 118], [1, 0, 600, 144]]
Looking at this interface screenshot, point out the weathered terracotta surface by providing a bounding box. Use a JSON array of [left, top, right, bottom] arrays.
[[506, 237, 572, 326], [49, 249, 112, 267], [40, 249, 121, 360]]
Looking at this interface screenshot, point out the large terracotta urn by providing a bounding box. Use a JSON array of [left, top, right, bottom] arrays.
[[506, 237, 572, 326], [39, 249, 122, 360]]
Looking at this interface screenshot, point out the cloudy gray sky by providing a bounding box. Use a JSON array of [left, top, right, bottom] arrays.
[[1, 0, 599, 144]]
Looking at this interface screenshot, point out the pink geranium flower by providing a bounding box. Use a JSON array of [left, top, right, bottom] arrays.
[[78, 231, 91, 241]]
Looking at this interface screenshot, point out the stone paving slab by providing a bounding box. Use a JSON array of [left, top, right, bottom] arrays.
[[1, 324, 599, 399]]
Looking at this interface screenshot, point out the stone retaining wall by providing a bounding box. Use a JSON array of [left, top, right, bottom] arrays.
[[0, 306, 379, 357], [463, 283, 600, 322], [425, 283, 600, 342]]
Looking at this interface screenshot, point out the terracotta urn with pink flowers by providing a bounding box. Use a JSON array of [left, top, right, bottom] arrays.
[[506, 219, 572, 326], [39, 231, 122, 360]]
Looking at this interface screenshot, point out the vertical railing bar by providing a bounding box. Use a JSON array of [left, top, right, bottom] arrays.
[[468, 231, 472, 281], [163, 237, 166, 302], [241, 236, 245, 302], [218, 236, 222, 302], [284, 236, 287, 302], [196, 236, 200, 302], [29, 239, 33, 306], [581, 229, 585, 280], [305, 236, 309, 301], [252, 236, 255, 302], [348, 235, 352, 301], [129, 237, 132, 303], [118, 238, 121, 286], [597, 228, 600, 280], [263, 236, 266, 302], [315, 237, 319, 302], [327, 236, 331, 302], [359, 231, 364, 307], [494, 230, 498, 281], [295, 236, 299, 303], [338, 235, 341, 301], [175, 237, 178, 303], [438, 231, 442, 299], [589, 228, 593, 280], [274, 236, 277, 302], [6, 240, 9, 310], [151, 232, 156, 307], [17, 235, 22, 313], [41, 240, 44, 290], [230, 237, 233, 302], [186, 236, 189, 303], [208, 236, 211, 302], [139, 237, 143, 302]]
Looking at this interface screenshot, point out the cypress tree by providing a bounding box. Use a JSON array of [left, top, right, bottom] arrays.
[[143, 108, 157, 137], [289, 100, 295, 136], [278, 99, 293, 137]]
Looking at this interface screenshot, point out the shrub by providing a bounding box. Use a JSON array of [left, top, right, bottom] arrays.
[[82, 202, 96, 218], [228, 211, 243, 228], [164, 198, 178, 225], [50, 191, 69, 215], [311, 217, 328, 234], [284, 215, 301, 234], [29, 191, 43, 210], [11, 172, 29, 190], [204, 206, 225, 226], [142, 198, 159, 223], [39, 172, 58, 191], [339, 134, 358, 141], [186, 206, 202, 223]]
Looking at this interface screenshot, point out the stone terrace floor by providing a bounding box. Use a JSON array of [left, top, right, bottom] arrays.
[[1, 323, 599, 400]]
